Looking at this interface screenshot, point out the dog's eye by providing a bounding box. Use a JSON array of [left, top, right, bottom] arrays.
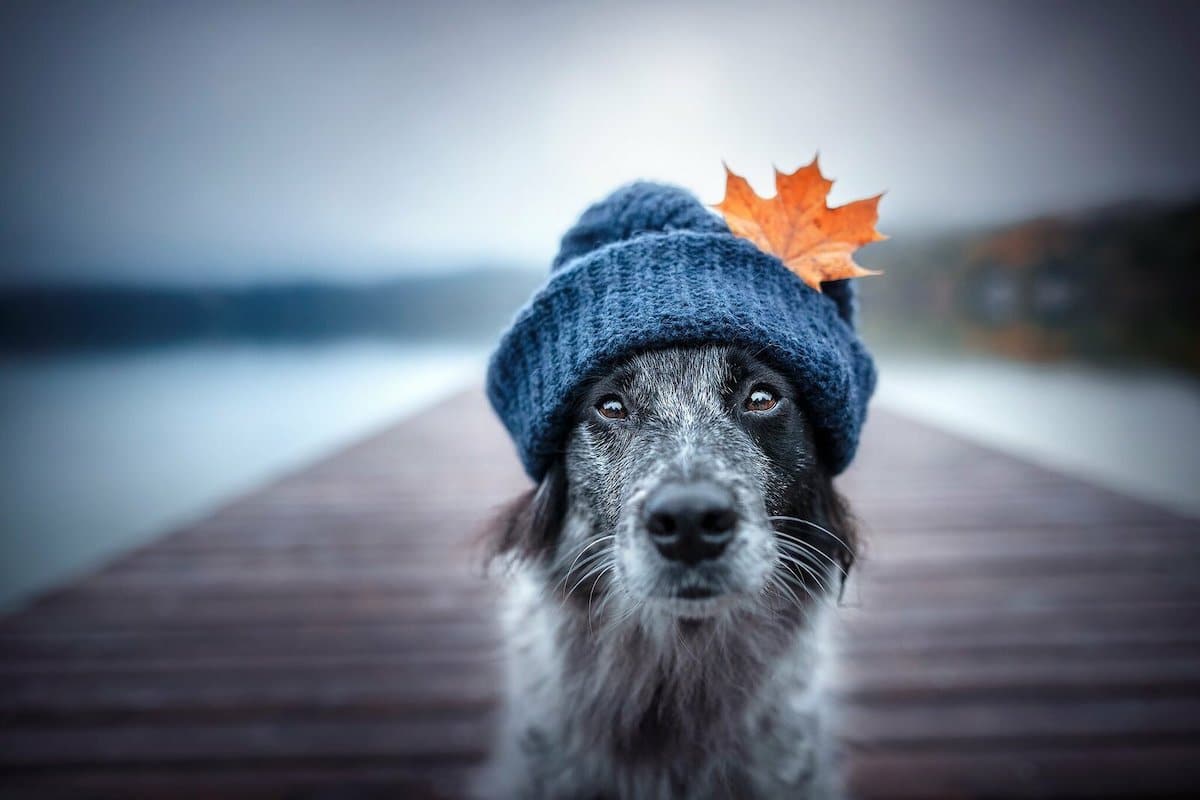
[[595, 394, 628, 420], [744, 385, 778, 412]]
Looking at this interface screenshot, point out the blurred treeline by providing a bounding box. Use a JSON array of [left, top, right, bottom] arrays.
[[859, 197, 1200, 373], [3, 199, 1197, 373], [0, 269, 541, 353]]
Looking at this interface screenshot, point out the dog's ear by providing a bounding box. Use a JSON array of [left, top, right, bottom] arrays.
[[781, 466, 859, 581], [487, 459, 568, 562], [812, 472, 858, 578]]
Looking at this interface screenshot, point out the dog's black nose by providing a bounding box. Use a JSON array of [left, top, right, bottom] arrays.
[[643, 481, 738, 564]]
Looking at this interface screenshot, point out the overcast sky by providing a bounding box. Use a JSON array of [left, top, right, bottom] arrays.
[[1, 0, 1198, 285]]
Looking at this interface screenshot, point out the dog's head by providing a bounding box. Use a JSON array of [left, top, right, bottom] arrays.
[[491, 344, 855, 627]]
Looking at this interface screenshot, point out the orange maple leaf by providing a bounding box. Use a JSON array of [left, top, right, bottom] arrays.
[[713, 158, 886, 292]]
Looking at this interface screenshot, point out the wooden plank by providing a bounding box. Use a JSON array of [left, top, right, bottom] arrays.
[[839, 696, 1200, 746], [2, 766, 463, 800], [4, 651, 1199, 723], [0, 717, 493, 767], [0, 620, 500, 664], [846, 743, 1200, 799]]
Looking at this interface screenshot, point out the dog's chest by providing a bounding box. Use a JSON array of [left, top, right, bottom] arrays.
[[495, 571, 837, 799], [542, 676, 825, 799], [552, 626, 825, 791]]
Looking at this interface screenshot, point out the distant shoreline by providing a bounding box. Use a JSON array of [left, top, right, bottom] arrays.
[[0, 269, 542, 354]]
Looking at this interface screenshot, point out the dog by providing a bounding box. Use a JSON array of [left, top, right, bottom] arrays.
[[479, 343, 857, 800]]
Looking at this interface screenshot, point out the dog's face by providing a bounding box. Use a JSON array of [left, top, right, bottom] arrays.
[[494, 344, 853, 627]]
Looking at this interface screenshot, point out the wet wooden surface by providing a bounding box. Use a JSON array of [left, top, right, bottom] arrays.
[[2, 389, 1198, 798]]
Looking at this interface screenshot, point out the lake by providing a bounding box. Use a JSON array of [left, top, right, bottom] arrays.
[[0, 342, 484, 610], [2, 344, 1197, 610], [875, 355, 1200, 518]]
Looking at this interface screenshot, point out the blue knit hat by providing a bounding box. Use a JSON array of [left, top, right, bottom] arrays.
[[487, 182, 876, 480]]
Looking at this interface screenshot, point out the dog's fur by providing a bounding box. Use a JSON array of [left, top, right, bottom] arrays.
[[479, 345, 857, 800]]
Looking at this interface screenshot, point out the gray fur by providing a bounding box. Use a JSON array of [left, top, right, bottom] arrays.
[[478, 346, 847, 800]]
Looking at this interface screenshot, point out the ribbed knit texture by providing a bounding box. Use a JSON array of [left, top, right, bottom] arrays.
[[487, 182, 876, 480]]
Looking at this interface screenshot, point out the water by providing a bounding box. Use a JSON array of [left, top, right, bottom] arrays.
[[2, 345, 1196, 611], [875, 356, 1200, 518], [0, 342, 485, 610]]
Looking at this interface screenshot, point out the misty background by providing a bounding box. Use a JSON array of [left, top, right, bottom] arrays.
[[1, 0, 1198, 609]]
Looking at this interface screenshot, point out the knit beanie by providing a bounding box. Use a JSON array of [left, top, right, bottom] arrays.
[[486, 182, 876, 480]]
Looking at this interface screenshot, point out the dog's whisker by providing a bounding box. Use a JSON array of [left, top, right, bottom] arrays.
[[554, 551, 609, 604], [798, 574, 830, 608], [555, 535, 617, 594], [764, 568, 805, 610], [775, 553, 837, 602], [773, 537, 839, 583], [563, 556, 617, 603], [771, 554, 834, 611], [786, 558, 838, 606], [772, 530, 849, 579], [606, 595, 643, 631], [774, 543, 843, 595], [769, 515, 854, 557], [587, 564, 619, 635], [775, 546, 845, 594]]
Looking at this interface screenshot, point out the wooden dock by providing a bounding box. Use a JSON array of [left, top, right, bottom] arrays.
[[2, 389, 1198, 798]]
